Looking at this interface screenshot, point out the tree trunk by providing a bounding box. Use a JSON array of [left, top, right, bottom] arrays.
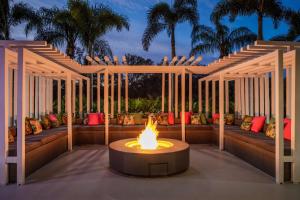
[[88, 43, 94, 112], [257, 0, 264, 40], [66, 41, 75, 59], [4, 25, 10, 40], [171, 26, 176, 58]]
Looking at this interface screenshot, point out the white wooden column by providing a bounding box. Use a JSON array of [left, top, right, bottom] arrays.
[[8, 68, 13, 125], [286, 68, 291, 118], [260, 76, 265, 116], [57, 79, 61, 114], [17, 48, 26, 185], [64, 80, 67, 113], [188, 72, 192, 112], [219, 74, 224, 150], [97, 72, 101, 112], [45, 78, 49, 114], [245, 78, 249, 115], [169, 73, 172, 112], [111, 73, 114, 118], [87, 79, 90, 113], [291, 49, 300, 183], [254, 77, 260, 116], [249, 78, 254, 116], [39, 77, 45, 116], [241, 78, 245, 117], [125, 73, 128, 113], [25, 74, 29, 116], [162, 73, 165, 112], [205, 80, 209, 117], [72, 80, 76, 114], [49, 79, 53, 113], [66, 73, 72, 151], [118, 73, 121, 114], [175, 74, 178, 118], [79, 79, 83, 117], [104, 69, 109, 145], [237, 78, 242, 118], [181, 70, 186, 142], [265, 74, 270, 122], [0, 48, 9, 185], [271, 71, 275, 117], [34, 76, 39, 118], [225, 80, 229, 113], [275, 50, 284, 184], [198, 80, 202, 113], [14, 69, 18, 122], [212, 80, 216, 114]]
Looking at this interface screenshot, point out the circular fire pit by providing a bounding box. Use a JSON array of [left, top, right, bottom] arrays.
[[109, 138, 189, 177]]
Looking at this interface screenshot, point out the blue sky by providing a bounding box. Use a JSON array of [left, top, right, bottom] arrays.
[[13, 0, 300, 64]]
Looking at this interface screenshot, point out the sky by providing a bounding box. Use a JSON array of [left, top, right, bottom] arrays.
[[12, 0, 300, 64]]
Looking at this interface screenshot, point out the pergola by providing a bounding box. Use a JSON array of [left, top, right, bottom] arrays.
[[0, 40, 299, 185]]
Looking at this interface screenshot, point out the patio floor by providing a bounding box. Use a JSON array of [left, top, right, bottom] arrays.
[[0, 144, 299, 200]]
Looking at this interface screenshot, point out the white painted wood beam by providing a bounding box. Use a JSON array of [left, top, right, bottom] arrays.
[[219, 74, 225, 150]]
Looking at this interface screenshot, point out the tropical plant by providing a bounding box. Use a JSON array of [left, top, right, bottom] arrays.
[[0, 0, 37, 40], [142, 0, 199, 58], [211, 0, 284, 40], [271, 9, 300, 41], [190, 23, 256, 58]]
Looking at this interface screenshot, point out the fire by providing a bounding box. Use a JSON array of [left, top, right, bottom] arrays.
[[137, 119, 159, 150]]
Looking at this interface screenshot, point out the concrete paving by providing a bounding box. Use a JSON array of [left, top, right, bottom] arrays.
[[0, 144, 299, 200]]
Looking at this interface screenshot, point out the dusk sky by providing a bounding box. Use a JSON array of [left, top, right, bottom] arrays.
[[13, 0, 300, 64]]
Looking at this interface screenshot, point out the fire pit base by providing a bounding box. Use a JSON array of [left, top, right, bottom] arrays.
[[109, 138, 189, 177]]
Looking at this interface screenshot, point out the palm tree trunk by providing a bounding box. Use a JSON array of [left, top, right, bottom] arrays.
[[170, 26, 176, 112], [257, 0, 264, 40], [88, 44, 94, 112], [4, 26, 10, 40], [66, 42, 75, 59]]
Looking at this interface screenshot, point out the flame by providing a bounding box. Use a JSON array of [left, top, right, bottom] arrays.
[[137, 119, 159, 150]]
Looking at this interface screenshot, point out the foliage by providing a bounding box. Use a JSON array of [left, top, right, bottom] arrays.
[[191, 23, 256, 58]]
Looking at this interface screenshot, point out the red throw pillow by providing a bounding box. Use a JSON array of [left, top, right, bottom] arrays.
[[88, 113, 99, 126], [180, 112, 191, 124], [168, 112, 175, 125], [212, 113, 220, 124], [48, 114, 58, 122], [98, 113, 105, 124], [251, 116, 266, 133], [284, 118, 291, 140]]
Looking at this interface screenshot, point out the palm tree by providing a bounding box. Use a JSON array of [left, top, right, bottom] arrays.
[[271, 9, 300, 42], [0, 0, 37, 40], [27, 7, 79, 58], [191, 23, 256, 58], [211, 0, 284, 40], [142, 0, 199, 58], [68, 0, 129, 59]]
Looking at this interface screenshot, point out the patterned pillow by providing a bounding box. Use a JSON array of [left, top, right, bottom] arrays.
[[8, 127, 16, 143], [200, 113, 208, 125], [41, 115, 51, 130], [123, 114, 135, 125], [25, 117, 33, 135], [225, 114, 235, 125], [265, 122, 275, 139], [240, 122, 252, 131], [29, 119, 43, 135], [157, 113, 169, 125], [133, 113, 143, 125], [49, 114, 60, 128], [242, 115, 253, 123], [191, 114, 201, 125], [117, 114, 124, 125]]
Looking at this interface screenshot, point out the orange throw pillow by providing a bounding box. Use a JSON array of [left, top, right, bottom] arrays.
[[284, 118, 291, 140], [88, 113, 99, 126], [251, 116, 266, 133]]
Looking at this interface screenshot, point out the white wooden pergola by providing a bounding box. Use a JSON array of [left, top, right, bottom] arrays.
[[0, 40, 299, 185]]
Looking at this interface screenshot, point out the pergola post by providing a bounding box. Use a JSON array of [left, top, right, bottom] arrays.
[[49, 79, 53, 113], [249, 78, 254, 116], [34, 76, 39, 118], [162, 73, 165, 112], [104, 69, 109, 145], [198, 80, 202, 113], [219, 74, 224, 150], [205, 80, 209, 117], [212, 80, 216, 115], [79, 79, 83, 117], [66, 73, 72, 151], [72, 80, 76, 114], [57, 79, 61, 114], [39, 77, 45, 116], [0, 48, 9, 185], [275, 50, 284, 184], [260, 76, 265, 116], [254, 77, 260, 116], [87, 79, 90, 113], [125, 73, 128, 113], [265, 74, 270, 122], [13, 69, 18, 121], [188, 72, 192, 112], [169, 73, 172, 112], [8, 68, 13, 125], [237, 78, 242, 118], [271, 72, 275, 117], [17, 48, 26, 185], [97, 73, 101, 112], [291, 49, 300, 183], [241, 78, 245, 117], [286, 68, 291, 118], [225, 80, 229, 113], [118, 73, 121, 114], [29, 75, 34, 117], [181, 71, 186, 142], [25, 74, 29, 116], [175, 74, 178, 118], [111, 73, 114, 118], [245, 78, 249, 115]]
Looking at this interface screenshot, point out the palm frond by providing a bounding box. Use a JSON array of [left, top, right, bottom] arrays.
[[142, 22, 166, 51], [93, 38, 113, 58]]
